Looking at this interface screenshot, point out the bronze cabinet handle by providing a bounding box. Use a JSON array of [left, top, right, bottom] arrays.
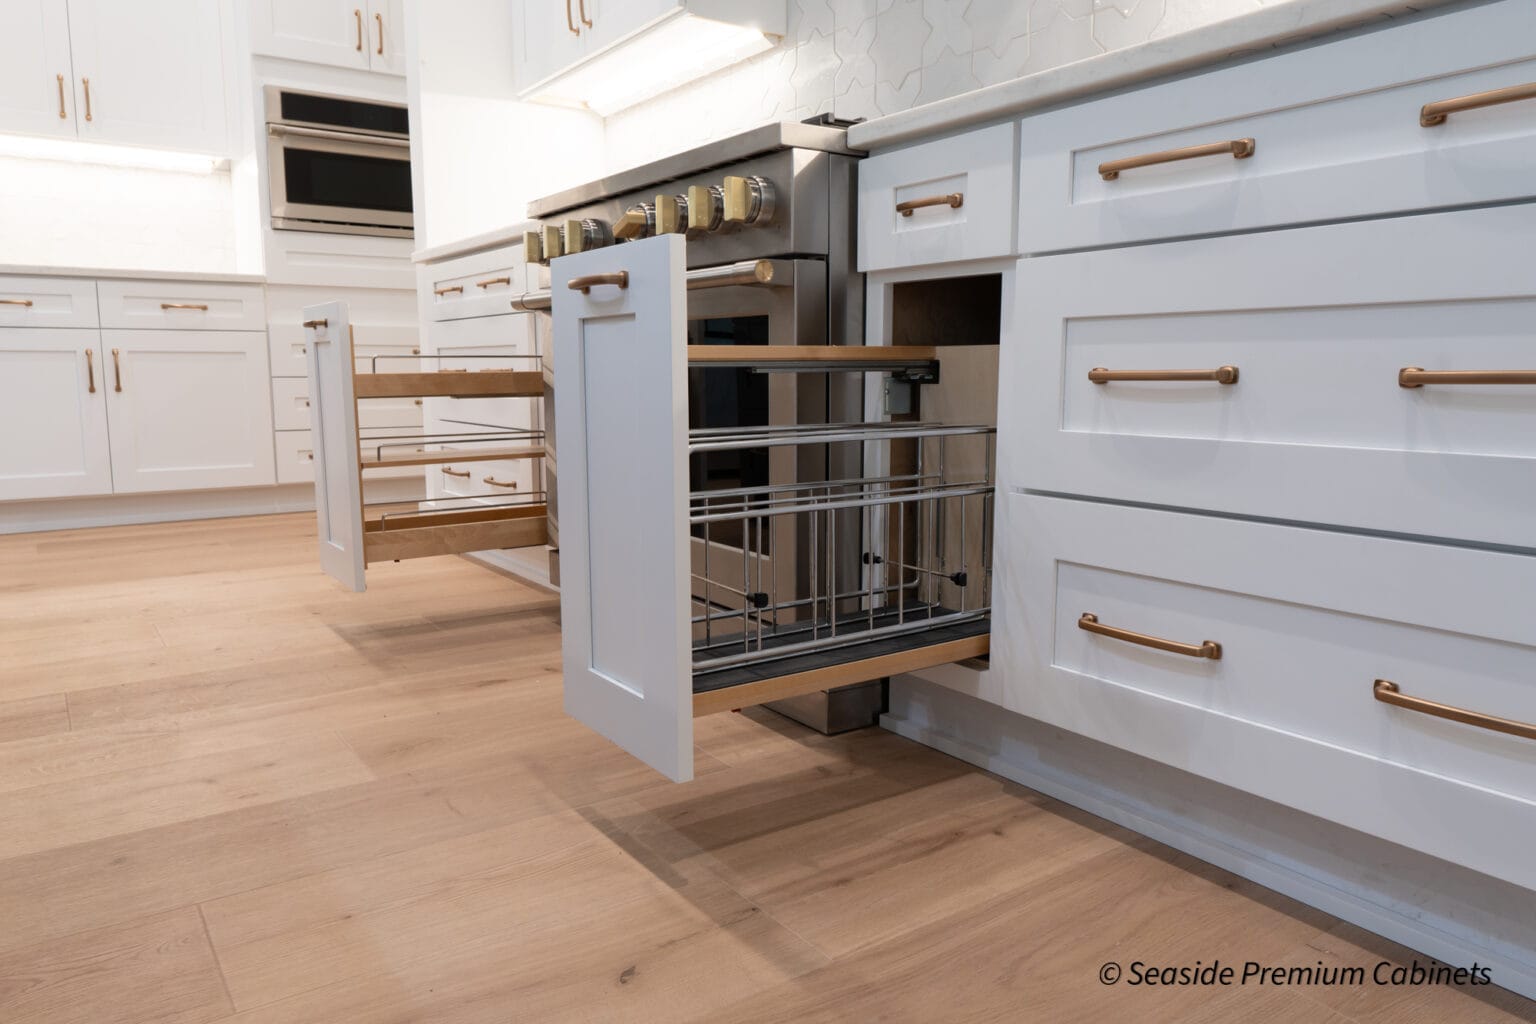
[[82, 77, 92, 122], [0, 298, 34, 307], [1374, 679, 1536, 742], [483, 476, 518, 488], [476, 276, 511, 290], [1399, 367, 1536, 388], [375, 11, 384, 55], [160, 302, 208, 311], [111, 348, 122, 392], [566, 0, 579, 34], [1089, 365, 1239, 385], [578, 0, 592, 28], [441, 467, 470, 478], [354, 9, 364, 50], [1078, 613, 1222, 660], [57, 74, 67, 119], [1421, 81, 1536, 127], [896, 192, 964, 217], [1099, 138, 1255, 181], [567, 272, 628, 294], [85, 349, 96, 394], [434, 285, 464, 297], [302, 317, 328, 329]]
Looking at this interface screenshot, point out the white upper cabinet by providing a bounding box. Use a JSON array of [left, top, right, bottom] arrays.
[[0, 329, 113, 501], [0, 0, 75, 140], [520, 0, 590, 91], [250, 0, 406, 75], [0, 0, 227, 153]]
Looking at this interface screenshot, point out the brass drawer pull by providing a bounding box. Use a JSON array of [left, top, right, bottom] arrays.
[[302, 318, 328, 329], [83, 77, 91, 122], [85, 349, 96, 394], [1399, 367, 1536, 388], [434, 285, 464, 297], [476, 276, 511, 290], [565, 0, 578, 34], [0, 298, 34, 307], [1421, 81, 1536, 127], [578, 0, 592, 28], [1374, 679, 1536, 742], [483, 476, 518, 489], [57, 74, 66, 119], [442, 467, 470, 478], [375, 11, 384, 55], [354, 8, 363, 50], [111, 348, 122, 392], [1079, 613, 1222, 660], [896, 192, 964, 217], [1089, 365, 1239, 385], [568, 271, 629, 294], [1099, 138, 1255, 181], [160, 302, 209, 311]]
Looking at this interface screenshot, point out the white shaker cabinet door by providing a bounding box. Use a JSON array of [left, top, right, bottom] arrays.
[[0, 329, 112, 501], [0, 0, 76, 139], [552, 235, 694, 782], [66, 0, 227, 152], [101, 330, 276, 493], [366, 0, 406, 74], [249, 0, 371, 70], [517, 0, 589, 92]]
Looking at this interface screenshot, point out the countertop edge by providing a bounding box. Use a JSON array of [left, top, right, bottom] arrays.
[[0, 264, 267, 285], [413, 222, 538, 265], [846, 0, 1470, 150]]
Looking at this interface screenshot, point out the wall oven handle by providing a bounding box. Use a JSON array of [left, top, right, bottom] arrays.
[[267, 123, 410, 148]]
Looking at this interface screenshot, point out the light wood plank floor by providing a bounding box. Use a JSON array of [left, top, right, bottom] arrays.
[[1, 512, 1531, 1023]]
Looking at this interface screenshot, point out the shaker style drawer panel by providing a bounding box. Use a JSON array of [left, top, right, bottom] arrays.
[[999, 494, 1536, 892], [1007, 205, 1536, 549], [1016, 0, 1536, 253], [426, 311, 539, 436], [859, 122, 1016, 272], [269, 322, 420, 379], [424, 247, 525, 321], [0, 276, 99, 328], [97, 280, 266, 331], [276, 428, 427, 485], [271, 377, 421, 432], [427, 452, 536, 501]]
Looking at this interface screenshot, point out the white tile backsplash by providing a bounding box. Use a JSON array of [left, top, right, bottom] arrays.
[[602, 0, 1264, 168], [0, 156, 237, 273]]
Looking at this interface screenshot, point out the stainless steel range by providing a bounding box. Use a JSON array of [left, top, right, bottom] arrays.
[[518, 119, 884, 732]]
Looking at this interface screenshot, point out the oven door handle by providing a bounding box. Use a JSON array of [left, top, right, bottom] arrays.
[[511, 258, 791, 312], [267, 123, 411, 149]]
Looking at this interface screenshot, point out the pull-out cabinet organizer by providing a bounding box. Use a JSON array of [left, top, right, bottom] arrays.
[[553, 236, 994, 781], [303, 301, 549, 592]]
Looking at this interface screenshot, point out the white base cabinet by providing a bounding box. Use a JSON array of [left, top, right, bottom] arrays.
[[0, 329, 112, 501]]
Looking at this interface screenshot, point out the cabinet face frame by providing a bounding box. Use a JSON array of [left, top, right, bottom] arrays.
[[552, 235, 694, 782], [304, 302, 368, 592], [0, 329, 113, 501]]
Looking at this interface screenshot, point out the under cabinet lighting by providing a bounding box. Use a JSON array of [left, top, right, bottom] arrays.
[[0, 134, 226, 174], [529, 13, 778, 117]]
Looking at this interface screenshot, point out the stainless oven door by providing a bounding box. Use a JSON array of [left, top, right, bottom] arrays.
[[267, 125, 413, 236]]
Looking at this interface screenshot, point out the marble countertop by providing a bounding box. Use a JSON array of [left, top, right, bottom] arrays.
[[846, 0, 1467, 150], [0, 264, 266, 285]]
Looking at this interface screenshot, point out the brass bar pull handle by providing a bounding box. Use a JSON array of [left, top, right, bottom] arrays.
[[111, 348, 122, 392], [442, 467, 470, 478], [1100, 138, 1255, 181], [57, 74, 67, 119], [0, 298, 34, 307], [896, 192, 963, 217], [483, 476, 518, 488], [476, 276, 511, 290], [82, 78, 92, 122], [1089, 365, 1239, 385], [1399, 367, 1536, 388], [160, 302, 208, 311], [578, 0, 593, 28], [85, 349, 96, 394], [302, 318, 328, 330], [567, 271, 629, 294], [1079, 613, 1222, 660], [434, 285, 464, 297], [375, 12, 384, 55], [1374, 679, 1536, 742], [354, 9, 364, 50], [566, 0, 579, 34], [1421, 81, 1536, 127]]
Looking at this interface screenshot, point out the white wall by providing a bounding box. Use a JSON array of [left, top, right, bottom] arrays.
[[0, 155, 237, 272], [604, 0, 1275, 169]]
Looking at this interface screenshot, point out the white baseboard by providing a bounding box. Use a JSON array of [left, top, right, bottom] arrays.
[[882, 677, 1536, 1002], [461, 545, 557, 594]]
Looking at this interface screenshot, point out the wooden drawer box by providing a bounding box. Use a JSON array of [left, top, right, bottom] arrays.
[[97, 280, 265, 331], [276, 428, 427, 485], [1016, 0, 1536, 254], [1007, 204, 1536, 550], [998, 494, 1536, 891], [858, 122, 1016, 272], [0, 276, 98, 328], [424, 247, 524, 321]]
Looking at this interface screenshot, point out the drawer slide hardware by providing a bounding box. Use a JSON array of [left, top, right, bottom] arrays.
[[1089, 365, 1239, 385], [1099, 138, 1255, 181], [1078, 612, 1222, 660], [896, 192, 964, 217], [1398, 367, 1536, 388], [1420, 81, 1536, 127], [1374, 679, 1536, 742]]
